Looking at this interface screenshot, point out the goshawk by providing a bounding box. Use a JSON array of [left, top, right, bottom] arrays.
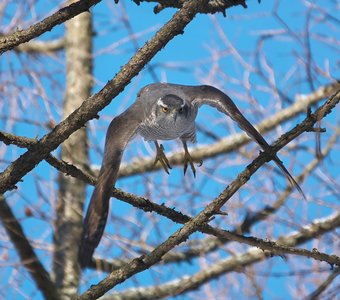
[[78, 83, 304, 268]]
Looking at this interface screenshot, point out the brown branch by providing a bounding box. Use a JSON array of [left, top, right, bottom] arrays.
[[0, 131, 93, 184], [239, 128, 340, 234], [0, 0, 211, 195], [0, 0, 253, 55], [100, 213, 340, 300], [76, 88, 340, 299], [0, 195, 59, 300], [0, 1, 101, 54]]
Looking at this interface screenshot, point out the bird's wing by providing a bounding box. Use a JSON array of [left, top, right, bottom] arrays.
[[182, 84, 305, 198], [79, 101, 144, 268]]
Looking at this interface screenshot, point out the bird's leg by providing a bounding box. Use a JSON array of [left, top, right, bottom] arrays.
[[154, 141, 172, 174], [182, 141, 202, 177]]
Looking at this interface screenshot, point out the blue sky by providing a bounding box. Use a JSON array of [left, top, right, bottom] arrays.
[[1, 0, 339, 299]]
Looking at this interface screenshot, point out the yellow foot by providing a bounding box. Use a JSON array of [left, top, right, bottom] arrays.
[[154, 142, 172, 174], [183, 142, 203, 177]]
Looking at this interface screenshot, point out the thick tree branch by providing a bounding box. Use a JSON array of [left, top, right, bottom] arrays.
[[0, 0, 210, 195], [0, 131, 92, 184], [101, 213, 340, 300], [0, 0, 101, 54], [0, 195, 59, 300], [239, 128, 340, 234], [0, 0, 256, 55], [76, 89, 340, 299]]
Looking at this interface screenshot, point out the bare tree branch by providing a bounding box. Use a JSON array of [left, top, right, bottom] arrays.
[[101, 212, 340, 300], [0, 0, 253, 55], [0, 0, 101, 54], [239, 128, 340, 234], [0, 195, 59, 300]]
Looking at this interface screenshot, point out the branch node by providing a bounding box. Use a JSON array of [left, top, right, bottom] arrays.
[[7, 184, 18, 191], [215, 210, 228, 216], [306, 105, 312, 117], [154, 4, 165, 14], [306, 127, 326, 133]]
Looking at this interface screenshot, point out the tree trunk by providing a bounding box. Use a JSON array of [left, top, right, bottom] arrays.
[[52, 1, 92, 298]]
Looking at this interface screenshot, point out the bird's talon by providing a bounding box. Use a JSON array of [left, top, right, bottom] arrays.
[[182, 141, 200, 177], [154, 142, 172, 174], [191, 166, 196, 178], [183, 161, 188, 175]]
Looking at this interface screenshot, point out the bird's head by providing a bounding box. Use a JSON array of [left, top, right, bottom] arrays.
[[156, 94, 189, 122]]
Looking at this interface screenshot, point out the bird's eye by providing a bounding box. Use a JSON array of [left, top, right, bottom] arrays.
[[161, 106, 169, 113], [178, 107, 183, 113]]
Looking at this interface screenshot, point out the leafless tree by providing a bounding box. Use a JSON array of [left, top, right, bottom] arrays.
[[0, 1, 339, 299]]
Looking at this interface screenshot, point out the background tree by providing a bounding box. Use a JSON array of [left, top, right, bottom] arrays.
[[52, 0, 92, 297], [0, 0, 339, 299]]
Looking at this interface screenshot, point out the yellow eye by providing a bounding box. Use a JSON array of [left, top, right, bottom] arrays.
[[161, 106, 169, 113]]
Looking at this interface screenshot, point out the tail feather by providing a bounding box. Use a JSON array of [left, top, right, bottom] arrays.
[[78, 106, 142, 268], [78, 166, 116, 268], [272, 155, 306, 199]]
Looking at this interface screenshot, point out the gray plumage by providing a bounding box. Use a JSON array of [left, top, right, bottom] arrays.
[[78, 83, 304, 268]]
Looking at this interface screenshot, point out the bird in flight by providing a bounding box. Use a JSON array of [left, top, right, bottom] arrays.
[[78, 83, 304, 268]]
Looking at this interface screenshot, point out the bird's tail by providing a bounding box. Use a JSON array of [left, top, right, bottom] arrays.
[[78, 165, 117, 268], [78, 108, 141, 268]]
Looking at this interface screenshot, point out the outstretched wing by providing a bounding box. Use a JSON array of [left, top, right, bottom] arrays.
[[78, 101, 144, 268], [183, 84, 305, 198]]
